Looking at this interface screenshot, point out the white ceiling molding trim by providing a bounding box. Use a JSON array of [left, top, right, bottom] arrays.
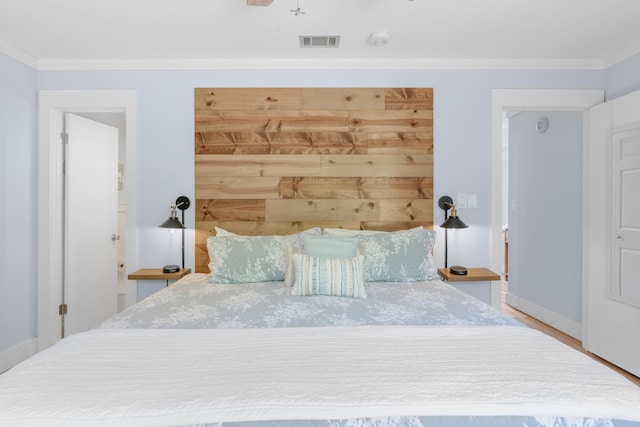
[[0, 41, 38, 69], [27, 57, 607, 72]]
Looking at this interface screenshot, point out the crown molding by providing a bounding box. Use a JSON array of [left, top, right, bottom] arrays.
[[32, 57, 607, 71]]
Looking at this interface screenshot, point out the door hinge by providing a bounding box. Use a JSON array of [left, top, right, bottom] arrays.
[[60, 132, 69, 144], [58, 303, 68, 316]]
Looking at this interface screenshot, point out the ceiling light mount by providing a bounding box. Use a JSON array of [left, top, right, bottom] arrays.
[[290, 0, 305, 16]]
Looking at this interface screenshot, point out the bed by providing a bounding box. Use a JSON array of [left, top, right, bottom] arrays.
[[1, 226, 640, 426]]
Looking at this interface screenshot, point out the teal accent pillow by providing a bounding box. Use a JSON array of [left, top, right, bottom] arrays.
[[355, 227, 438, 282], [290, 253, 367, 299], [302, 236, 359, 258], [283, 237, 363, 287], [206, 228, 321, 283]]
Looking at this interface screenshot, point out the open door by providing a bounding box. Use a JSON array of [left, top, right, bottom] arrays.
[[585, 90, 640, 377], [63, 113, 119, 337]]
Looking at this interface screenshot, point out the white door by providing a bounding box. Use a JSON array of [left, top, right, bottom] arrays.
[[610, 127, 640, 309], [64, 113, 119, 336], [585, 90, 640, 377]]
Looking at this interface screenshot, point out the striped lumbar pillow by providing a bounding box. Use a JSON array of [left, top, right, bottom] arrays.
[[290, 253, 366, 299]]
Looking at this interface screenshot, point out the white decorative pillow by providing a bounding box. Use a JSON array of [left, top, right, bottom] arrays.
[[206, 228, 321, 283], [290, 253, 367, 299], [214, 226, 238, 236], [283, 236, 363, 287], [354, 227, 438, 282], [283, 244, 301, 287]]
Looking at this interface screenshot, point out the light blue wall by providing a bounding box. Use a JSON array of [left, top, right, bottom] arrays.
[[0, 54, 38, 353], [605, 52, 640, 101], [508, 110, 584, 324], [2, 49, 639, 357], [36, 69, 604, 274]]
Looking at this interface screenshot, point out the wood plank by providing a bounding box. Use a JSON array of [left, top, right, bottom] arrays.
[[194, 237, 210, 273], [357, 221, 433, 230], [366, 145, 432, 155], [195, 154, 322, 177], [320, 154, 433, 177], [365, 131, 434, 152], [195, 131, 433, 155], [348, 110, 432, 132], [196, 177, 282, 199], [195, 129, 433, 155], [301, 88, 385, 110], [385, 88, 434, 110], [195, 88, 302, 111], [196, 132, 271, 155], [265, 199, 380, 222], [266, 132, 365, 154], [280, 177, 364, 199], [279, 177, 433, 199], [195, 131, 365, 155], [378, 199, 434, 222], [197, 199, 265, 222], [195, 110, 350, 133]]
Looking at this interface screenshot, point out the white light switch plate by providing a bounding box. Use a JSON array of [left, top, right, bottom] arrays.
[[457, 193, 468, 209], [468, 194, 477, 208]]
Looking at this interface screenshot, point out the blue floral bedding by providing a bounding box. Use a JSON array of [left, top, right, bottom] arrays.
[[196, 416, 640, 427], [101, 273, 520, 329]]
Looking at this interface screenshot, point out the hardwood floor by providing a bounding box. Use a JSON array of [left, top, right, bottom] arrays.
[[501, 284, 640, 387]]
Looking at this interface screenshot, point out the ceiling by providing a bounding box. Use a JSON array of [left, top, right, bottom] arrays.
[[2, 0, 640, 71]]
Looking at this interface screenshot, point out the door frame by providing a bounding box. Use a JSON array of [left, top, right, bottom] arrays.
[[490, 90, 603, 326], [37, 90, 138, 351]]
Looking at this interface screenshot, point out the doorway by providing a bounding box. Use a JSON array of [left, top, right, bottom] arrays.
[[37, 91, 138, 351], [505, 110, 584, 338], [490, 89, 604, 337]]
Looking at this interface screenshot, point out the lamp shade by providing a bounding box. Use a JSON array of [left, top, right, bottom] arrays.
[[158, 205, 185, 229], [440, 215, 468, 229], [158, 216, 184, 229]]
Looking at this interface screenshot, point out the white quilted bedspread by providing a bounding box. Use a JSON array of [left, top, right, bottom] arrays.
[[1, 325, 639, 426]]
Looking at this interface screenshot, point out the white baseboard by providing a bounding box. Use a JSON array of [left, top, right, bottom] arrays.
[[505, 292, 582, 340], [0, 338, 38, 373]]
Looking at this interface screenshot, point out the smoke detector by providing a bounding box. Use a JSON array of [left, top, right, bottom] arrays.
[[368, 31, 392, 46]]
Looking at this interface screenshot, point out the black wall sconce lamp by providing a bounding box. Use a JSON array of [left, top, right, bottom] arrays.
[[438, 195, 469, 275], [158, 195, 191, 273]]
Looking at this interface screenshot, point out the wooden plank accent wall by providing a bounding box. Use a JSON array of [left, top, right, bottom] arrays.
[[194, 88, 434, 273]]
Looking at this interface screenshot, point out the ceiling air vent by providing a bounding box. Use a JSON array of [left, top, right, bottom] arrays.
[[299, 35, 340, 48]]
